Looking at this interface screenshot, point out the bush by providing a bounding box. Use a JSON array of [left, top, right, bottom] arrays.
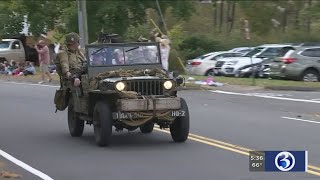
[[168, 49, 185, 74], [124, 24, 153, 41], [178, 34, 225, 60]]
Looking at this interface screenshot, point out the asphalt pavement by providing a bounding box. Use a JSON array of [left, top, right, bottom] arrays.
[[1, 82, 320, 180]]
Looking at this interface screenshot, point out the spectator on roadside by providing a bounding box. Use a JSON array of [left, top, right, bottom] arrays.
[[23, 61, 36, 76], [12, 62, 25, 76], [8, 60, 17, 73], [0, 63, 6, 74], [35, 40, 52, 84], [3, 61, 11, 75]]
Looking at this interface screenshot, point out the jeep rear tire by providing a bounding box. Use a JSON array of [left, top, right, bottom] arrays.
[[68, 97, 84, 137], [93, 102, 112, 147], [140, 122, 154, 133], [170, 98, 189, 142]]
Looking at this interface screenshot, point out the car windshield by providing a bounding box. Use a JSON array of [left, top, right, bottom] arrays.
[[243, 47, 264, 57], [0, 41, 10, 49], [88, 45, 160, 66]]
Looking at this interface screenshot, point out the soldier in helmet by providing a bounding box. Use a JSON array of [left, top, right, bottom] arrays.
[[56, 32, 85, 87]]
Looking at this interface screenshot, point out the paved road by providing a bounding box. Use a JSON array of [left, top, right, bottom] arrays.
[[1, 82, 320, 180]]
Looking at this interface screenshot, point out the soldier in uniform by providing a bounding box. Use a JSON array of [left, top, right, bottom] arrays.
[[57, 32, 85, 87]]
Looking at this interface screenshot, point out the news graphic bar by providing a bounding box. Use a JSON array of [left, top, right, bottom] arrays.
[[250, 151, 308, 172]]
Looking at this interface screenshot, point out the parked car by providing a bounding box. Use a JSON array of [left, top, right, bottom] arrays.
[[186, 51, 243, 76], [229, 47, 254, 55], [284, 42, 320, 47], [269, 46, 320, 82], [214, 44, 295, 77]]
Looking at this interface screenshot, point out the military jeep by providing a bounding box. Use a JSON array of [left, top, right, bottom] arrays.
[[61, 42, 189, 147]]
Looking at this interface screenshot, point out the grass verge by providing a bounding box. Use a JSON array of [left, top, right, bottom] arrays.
[[183, 75, 320, 88]]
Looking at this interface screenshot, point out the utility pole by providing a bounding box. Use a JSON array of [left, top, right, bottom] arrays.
[[77, 0, 88, 48]]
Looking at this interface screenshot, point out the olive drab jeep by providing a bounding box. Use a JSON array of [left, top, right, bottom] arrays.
[[55, 40, 189, 147]]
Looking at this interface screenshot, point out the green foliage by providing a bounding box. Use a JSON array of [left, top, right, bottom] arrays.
[[124, 24, 153, 41], [0, 0, 195, 42], [168, 24, 184, 49], [168, 49, 184, 73], [179, 34, 224, 60], [238, 1, 277, 35], [21, 0, 73, 36], [0, 0, 25, 36]]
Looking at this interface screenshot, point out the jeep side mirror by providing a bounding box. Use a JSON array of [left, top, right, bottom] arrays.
[[176, 76, 184, 86]]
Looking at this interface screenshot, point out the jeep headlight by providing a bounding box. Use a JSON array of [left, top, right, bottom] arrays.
[[115, 82, 125, 91], [163, 80, 173, 90]]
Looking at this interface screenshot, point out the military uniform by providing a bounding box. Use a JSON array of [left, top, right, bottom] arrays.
[[58, 48, 85, 77], [57, 32, 86, 78]]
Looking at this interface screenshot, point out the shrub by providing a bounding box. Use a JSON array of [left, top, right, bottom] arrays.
[[178, 34, 225, 60]]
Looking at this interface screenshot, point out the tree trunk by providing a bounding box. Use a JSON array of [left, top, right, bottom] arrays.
[[229, 1, 236, 33], [226, 1, 231, 32], [282, 9, 287, 33], [294, 9, 300, 30], [306, 0, 312, 34], [213, 3, 217, 32], [219, 0, 224, 33]]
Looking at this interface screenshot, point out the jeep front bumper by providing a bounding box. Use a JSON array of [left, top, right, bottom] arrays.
[[116, 97, 181, 111], [113, 97, 184, 120]]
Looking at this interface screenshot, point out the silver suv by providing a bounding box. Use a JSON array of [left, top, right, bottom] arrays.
[[269, 46, 320, 82]]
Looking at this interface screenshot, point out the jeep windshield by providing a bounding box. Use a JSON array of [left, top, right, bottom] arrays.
[[0, 41, 10, 49], [87, 45, 160, 66]]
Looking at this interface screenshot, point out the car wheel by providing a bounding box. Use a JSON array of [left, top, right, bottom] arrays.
[[301, 70, 319, 82], [68, 96, 84, 137], [140, 122, 154, 134], [234, 71, 241, 78], [170, 98, 189, 142], [93, 102, 112, 147], [205, 69, 215, 76]]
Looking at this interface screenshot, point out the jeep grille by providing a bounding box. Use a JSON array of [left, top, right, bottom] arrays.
[[125, 80, 165, 95]]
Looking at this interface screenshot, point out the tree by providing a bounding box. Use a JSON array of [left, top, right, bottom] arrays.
[[238, 1, 277, 35], [0, 0, 25, 36], [21, 0, 73, 36]]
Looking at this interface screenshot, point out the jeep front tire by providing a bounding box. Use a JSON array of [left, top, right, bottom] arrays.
[[170, 98, 189, 142], [93, 102, 112, 147]]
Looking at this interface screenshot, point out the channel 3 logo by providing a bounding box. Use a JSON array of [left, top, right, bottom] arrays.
[[265, 150, 307, 172], [274, 151, 296, 171]]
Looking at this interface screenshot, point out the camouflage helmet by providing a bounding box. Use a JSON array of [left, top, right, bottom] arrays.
[[65, 32, 80, 45]]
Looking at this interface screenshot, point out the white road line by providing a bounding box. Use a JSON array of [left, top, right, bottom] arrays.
[[211, 90, 320, 104], [0, 81, 59, 88], [281, 116, 320, 124], [0, 149, 54, 180], [311, 98, 320, 101]]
